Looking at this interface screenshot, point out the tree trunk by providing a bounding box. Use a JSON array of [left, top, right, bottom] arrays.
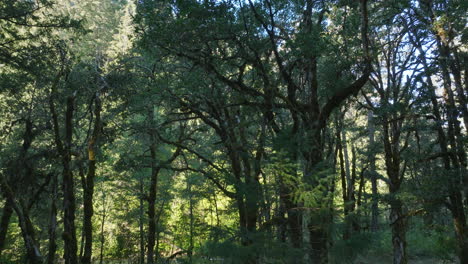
[[276, 189, 287, 243], [62, 96, 78, 264], [213, 191, 220, 229], [414, 39, 468, 263], [367, 111, 379, 232], [342, 130, 351, 189], [449, 50, 468, 131], [98, 191, 106, 264], [139, 176, 145, 264], [0, 118, 43, 264], [349, 145, 359, 232], [337, 123, 350, 240], [305, 129, 329, 264], [384, 118, 408, 264], [0, 176, 42, 264], [0, 198, 13, 255], [283, 187, 302, 248], [235, 179, 260, 264], [49, 78, 78, 264], [308, 215, 328, 264], [450, 192, 468, 264], [82, 95, 102, 264], [16, 205, 43, 264], [188, 181, 194, 264], [356, 166, 367, 224], [390, 199, 407, 264], [277, 149, 302, 248], [147, 167, 160, 264], [275, 129, 302, 248], [47, 174, 58, 264], [433, 36, 468, 264], [78, 166, 85, 260], [147, 120, 161, 264]]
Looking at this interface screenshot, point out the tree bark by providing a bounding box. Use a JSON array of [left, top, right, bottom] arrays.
[[281, 183, 302, 248], [389, 199, 407, 264], [304, 129, 328, 264], [50, 89, 78, 264], [62, 96, 78, 264], [99, 191, 107, 264], [188, 180, 194, 264], [383, 118, 407, 264], [139, 176, 145, 264], [146, 158, 161, 264], [337, 121, 350, 240], [47, 173, 58, 264], [0, 198, 13, 255], [0, 176, 42, 264], [0, 118, 43, 263], [449, 192, 468, 264], [15, 204, 43, 264], [367, 111, 379, 232], [147, 107, 161, 264], [82, 95, 102, 264], [410, 33, 468, 263]]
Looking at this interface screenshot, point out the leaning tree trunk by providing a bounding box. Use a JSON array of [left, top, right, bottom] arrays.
[[0, 176, 42, 264], [16, 205, 43, 264], [0, 118, 44, 263]]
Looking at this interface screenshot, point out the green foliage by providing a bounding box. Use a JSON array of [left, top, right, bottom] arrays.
[[330, 220, 457, 263], [200, 233, 303, 264], [0, 0, 467, 263]]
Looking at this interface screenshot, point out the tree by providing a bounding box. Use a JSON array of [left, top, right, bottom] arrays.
[[136, 1, 371, 262], [1, 0, 467, 263]]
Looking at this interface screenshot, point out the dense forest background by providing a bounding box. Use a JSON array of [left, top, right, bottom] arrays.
[[0, 0, 466, 263]]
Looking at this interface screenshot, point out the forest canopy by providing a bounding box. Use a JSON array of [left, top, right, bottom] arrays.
[[0, 0, 467, 264]]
